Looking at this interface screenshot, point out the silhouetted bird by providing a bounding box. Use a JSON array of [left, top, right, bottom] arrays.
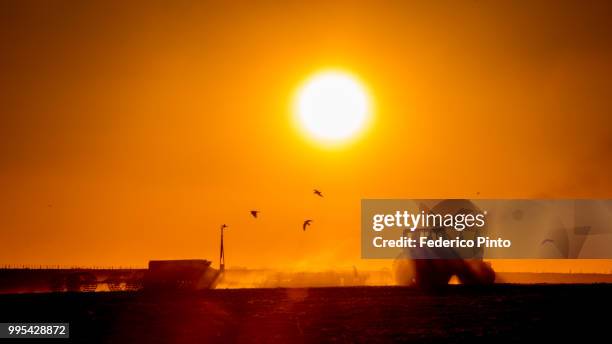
[[250, 210, 259, 218], [313, 189, 323, 197], [541, 239, 554, 245], [221, 224, 228, 230], [303, 219, 312, 231]]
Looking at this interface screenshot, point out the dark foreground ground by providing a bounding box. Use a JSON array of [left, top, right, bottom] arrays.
[[0, 285, 610, 343]]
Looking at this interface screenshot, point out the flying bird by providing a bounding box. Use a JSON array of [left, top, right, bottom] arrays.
[[250, 210, 259, 218], [540, 239, 554, 245], [303, 219, 312, 231], [313, 189, 323, 197]]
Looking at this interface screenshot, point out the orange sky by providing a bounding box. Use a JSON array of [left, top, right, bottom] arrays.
[[0, 1, 611, 272]]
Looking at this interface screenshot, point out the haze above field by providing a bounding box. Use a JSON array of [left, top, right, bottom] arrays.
[[0, 1, 611, 273]]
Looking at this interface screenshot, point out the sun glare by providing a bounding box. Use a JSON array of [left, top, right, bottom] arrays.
[[294, 70, 371, 145]]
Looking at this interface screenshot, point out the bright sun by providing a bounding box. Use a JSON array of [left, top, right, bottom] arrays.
[[294, 70, 371, 144]]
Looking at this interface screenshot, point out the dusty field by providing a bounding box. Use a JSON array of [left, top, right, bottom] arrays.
[[0, 285, 609, 343]]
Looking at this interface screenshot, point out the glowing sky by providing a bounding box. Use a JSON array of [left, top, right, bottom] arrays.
[[0, 1, 611, 272]]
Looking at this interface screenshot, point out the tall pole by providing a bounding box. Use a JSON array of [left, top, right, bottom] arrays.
[[220, 225, 226, 272]]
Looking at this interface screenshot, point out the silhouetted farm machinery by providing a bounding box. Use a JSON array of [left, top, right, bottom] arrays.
[[1, 259, 221, 293], [1, 226, 226, 293]]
